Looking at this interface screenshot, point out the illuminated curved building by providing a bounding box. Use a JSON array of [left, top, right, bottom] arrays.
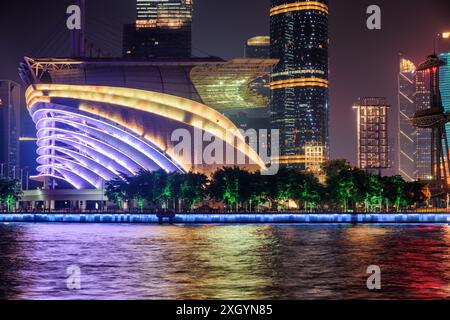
[[270, 0, 329, 168], [19, 57, 275, 191], [245, 36, 270, 59]]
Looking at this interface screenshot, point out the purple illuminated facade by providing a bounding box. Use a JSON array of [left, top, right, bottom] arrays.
[[19, 57, 268, 190]]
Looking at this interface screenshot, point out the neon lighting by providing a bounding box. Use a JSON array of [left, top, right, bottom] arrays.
[[37, 155, 107, 188], [36, 128, 145, 174], [32, 107, 183, 173], [2, 213, 450, 224], [270, 1, 329, 16], [36, 138, 133, 176], [37, 146, 120, 176], [270, 77, 329, 90], [26, 84, 266, 170]]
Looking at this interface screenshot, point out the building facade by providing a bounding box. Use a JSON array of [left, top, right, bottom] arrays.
[[19, 57, 276, 191], [397, 58, 432, 181], [270, 0, 329, 169], [123, 0, 193, 58], [398, 58, 417, 181], [440, 52, 450, 146], [0, 80, 21, 179], [353, 98, 389, 174], [415, 69, 432, 180]]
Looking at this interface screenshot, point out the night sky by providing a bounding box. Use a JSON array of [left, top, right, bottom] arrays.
[[0, 0, 449, 171]]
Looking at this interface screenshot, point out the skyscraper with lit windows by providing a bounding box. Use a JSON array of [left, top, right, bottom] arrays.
[[269, 0, 329, 169], [439, 52, 450, 145], [123, 0, 193, 58], [398, 58, 417, 181], [0, 80, 21, 179], [353, 97, 390, 174], [397, 58, 431, 181]]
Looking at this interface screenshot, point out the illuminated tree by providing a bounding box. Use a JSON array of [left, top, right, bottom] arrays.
[[105, 177, 127, 209], [290, 171, 323, 211], [331, 170, 358, 212], [208, 167, 252, 212], [354, 170, 383, 212], [322, 160, 353, 210], [381, 175, 408, 211], [0, 179, 22, 211], [180, 172, 208, 210]]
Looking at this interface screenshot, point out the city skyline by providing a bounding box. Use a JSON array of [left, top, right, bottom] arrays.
[[2, 0, 450, 303], [0, 0, 449, 170]]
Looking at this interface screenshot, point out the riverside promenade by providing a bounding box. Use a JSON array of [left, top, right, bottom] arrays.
[[1, 212, 450, 224]]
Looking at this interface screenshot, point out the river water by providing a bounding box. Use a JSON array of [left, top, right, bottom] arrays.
[[1, 223, 450, 300]]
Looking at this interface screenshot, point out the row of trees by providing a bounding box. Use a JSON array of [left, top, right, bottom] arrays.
[[105, 160, 431, 212], [0, 179, 22, 211]]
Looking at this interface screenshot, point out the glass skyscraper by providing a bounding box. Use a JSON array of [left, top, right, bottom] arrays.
[[397, 58, 432, 181], [398, 58, 417, 181], [439, 52, 450, 145], [123, 0, 193, 58], [270, 0, 329, 169], [415, 69, 432, 180], [0, 80, 21, 179]]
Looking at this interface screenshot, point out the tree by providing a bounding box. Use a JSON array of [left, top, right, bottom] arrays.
[[322, 160, 354, 210], [180, 172, 208, 210], [381, 175, 408, 211], [406, 181, 431, 207], [322, 159, 353, 185], [0, 179, 22, 211], [291, 172, 323, 212], [334, 169, 358, 212], [105, 177, 127, 209], [354, 170, 383, 212], [274, 168, 297, 208], [208, 167, 252, 211]]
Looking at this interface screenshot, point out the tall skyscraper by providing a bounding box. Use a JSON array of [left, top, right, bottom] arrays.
[[245, 36, 270, 59], [440, 53, 450, 114], [415, 69, 432, 180], [0, 80, 21, 179], [353, 98, 390, 174], [397, 58, 432, 181], [398, 58, 417, 181], [123, 0, 193, 58], [270, 0, 329, 169]]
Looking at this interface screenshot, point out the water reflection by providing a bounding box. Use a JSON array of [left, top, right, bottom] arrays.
[[1, 223, 450, 299]]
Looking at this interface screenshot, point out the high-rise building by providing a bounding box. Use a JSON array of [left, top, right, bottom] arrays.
[[304, 142, 326, 183], [270, 0, 329, 169], [0, 80, 21, 179], [353, 98, 390, 174], [439, 52, 450, 141], [398, 58, 417, 181], [415, 69, 432, 180], [245, 36, 270, 59], [397, 58, 432, 181], [123, 0, 193, 58]]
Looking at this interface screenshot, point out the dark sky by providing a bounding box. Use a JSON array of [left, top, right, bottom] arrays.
[[0, 0, 449, 170]]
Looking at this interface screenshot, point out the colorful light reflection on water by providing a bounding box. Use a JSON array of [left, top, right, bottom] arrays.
[[1, 223, 450, 299]]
